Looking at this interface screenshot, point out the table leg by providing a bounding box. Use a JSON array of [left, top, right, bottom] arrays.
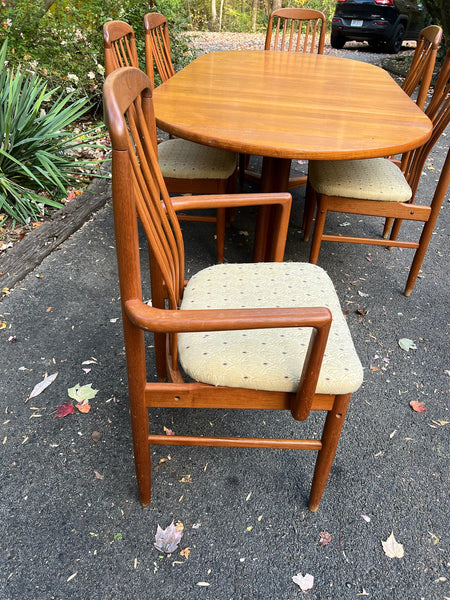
[[253, 157, 292, 262]]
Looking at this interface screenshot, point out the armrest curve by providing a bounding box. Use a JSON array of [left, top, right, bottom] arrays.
[[124, 298, 331, 334]]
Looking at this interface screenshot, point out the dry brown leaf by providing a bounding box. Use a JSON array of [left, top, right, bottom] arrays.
[[180, 547, 191, 559]]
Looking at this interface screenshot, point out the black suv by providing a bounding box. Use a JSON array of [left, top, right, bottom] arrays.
[[331, 0, 430, 54]]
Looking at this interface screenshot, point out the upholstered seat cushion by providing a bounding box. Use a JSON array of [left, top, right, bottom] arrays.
[[178, 263, 363, 395], [158, 138, 237, 180], [309, 158, 412, 202]]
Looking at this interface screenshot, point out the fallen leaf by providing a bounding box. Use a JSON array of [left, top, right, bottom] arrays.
[[361, 514, 371, 523], [292, 572, 314, 592], [179, 474, 192, 483], [428, 532, 439, 545], [180, 547, 191, 559], [154, 521, 183, 553], [76, 402, 91, 413], [27, 372, 58, 402], [398, 338, 417, 351], [164, 426, 175, 436], [93, 469, 104, 479], [382, 532, 404, 558], [68, 383, 98, 405], [410, 400, 427, 413], [175, 521, 184, 532], [319, 531, 332, 547], [54, 402, 75, 418], [91, 431, 102, 442]]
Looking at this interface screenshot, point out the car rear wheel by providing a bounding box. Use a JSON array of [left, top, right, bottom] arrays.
[[386, 23, 405, 54], [330, 32, 346, 49]]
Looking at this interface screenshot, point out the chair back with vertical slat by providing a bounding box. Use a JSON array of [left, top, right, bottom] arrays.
[[402, 25, 443, 109], [103, 20, 139, 75], [265, 8, 326, 54], [403, 48, 450, 198], [144, 12, 176, 86], [104, 67, 185, 314]]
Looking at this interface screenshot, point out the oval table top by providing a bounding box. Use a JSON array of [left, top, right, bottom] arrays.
[[153, 50, 432, 161]]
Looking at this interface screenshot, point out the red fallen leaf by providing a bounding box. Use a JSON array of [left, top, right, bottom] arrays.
[[319, 531, 332, 547], [54, 402, 74, 418], [76, 403, 91, 414], [164, 426, 175, 436], [410, 400, 427, 413]]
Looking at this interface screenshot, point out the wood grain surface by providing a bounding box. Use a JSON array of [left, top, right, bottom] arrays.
[[154, 50, 432, 160]]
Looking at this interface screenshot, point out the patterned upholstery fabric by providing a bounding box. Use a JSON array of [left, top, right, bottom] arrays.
[[178, 263, 363, 395], [158, 138, 237, 180], [309, 158, 412, 202]]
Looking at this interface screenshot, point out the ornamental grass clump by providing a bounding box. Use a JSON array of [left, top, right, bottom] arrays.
[[0, 40, 105, 226]]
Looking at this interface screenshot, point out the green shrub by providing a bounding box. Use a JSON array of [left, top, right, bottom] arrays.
[[0, 40, 105, 226], [0, 0, 195, 110]]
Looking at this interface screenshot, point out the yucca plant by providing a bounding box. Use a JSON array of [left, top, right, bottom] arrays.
[[0, 40, 106, 225]]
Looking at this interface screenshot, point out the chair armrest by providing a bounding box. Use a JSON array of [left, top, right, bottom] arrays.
[[171, 192, 292, 262], [125, 299, 332, 421], [125, 298, 330, 334], [170, 192, 291, 212]]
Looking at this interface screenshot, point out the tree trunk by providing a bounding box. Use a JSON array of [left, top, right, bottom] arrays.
[[219, 0, 225, 31], [252, 0, 258, 32], [211, 0, 217, 28]]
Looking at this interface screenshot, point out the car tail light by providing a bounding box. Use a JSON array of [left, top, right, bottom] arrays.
[[374, 21, 388, 25], [337, 0, 347, 3], [332, 17, 341, 22], [374, 0, 394, 4]]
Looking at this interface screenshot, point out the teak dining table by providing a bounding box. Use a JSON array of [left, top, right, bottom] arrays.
[[153, 50, 432, 260]]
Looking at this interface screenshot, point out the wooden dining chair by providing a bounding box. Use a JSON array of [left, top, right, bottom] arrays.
[[402, 25, 442, 110], [103, 20, 237, 263], [242, 8, 326, 192], [380, 25, 442, 237], [103, 66, 364, 511], [304, 49, 450, 297], [143, 12, 174, 87], [265, 7, 326, 54]]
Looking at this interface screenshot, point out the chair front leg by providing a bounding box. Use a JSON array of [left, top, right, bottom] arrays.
[[308, 393, 351, 512]]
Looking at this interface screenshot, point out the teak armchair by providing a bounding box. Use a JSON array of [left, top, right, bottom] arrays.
[[304, 49, 450, 297], [103, 66, 363, 511], [103, 20, 237, 263], [241, 8, 326, 192]]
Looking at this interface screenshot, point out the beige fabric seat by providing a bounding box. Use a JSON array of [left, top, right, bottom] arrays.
[[158, 138, 237, 180], [179, 262, 363, 395], [308, 158, 412, 202]]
